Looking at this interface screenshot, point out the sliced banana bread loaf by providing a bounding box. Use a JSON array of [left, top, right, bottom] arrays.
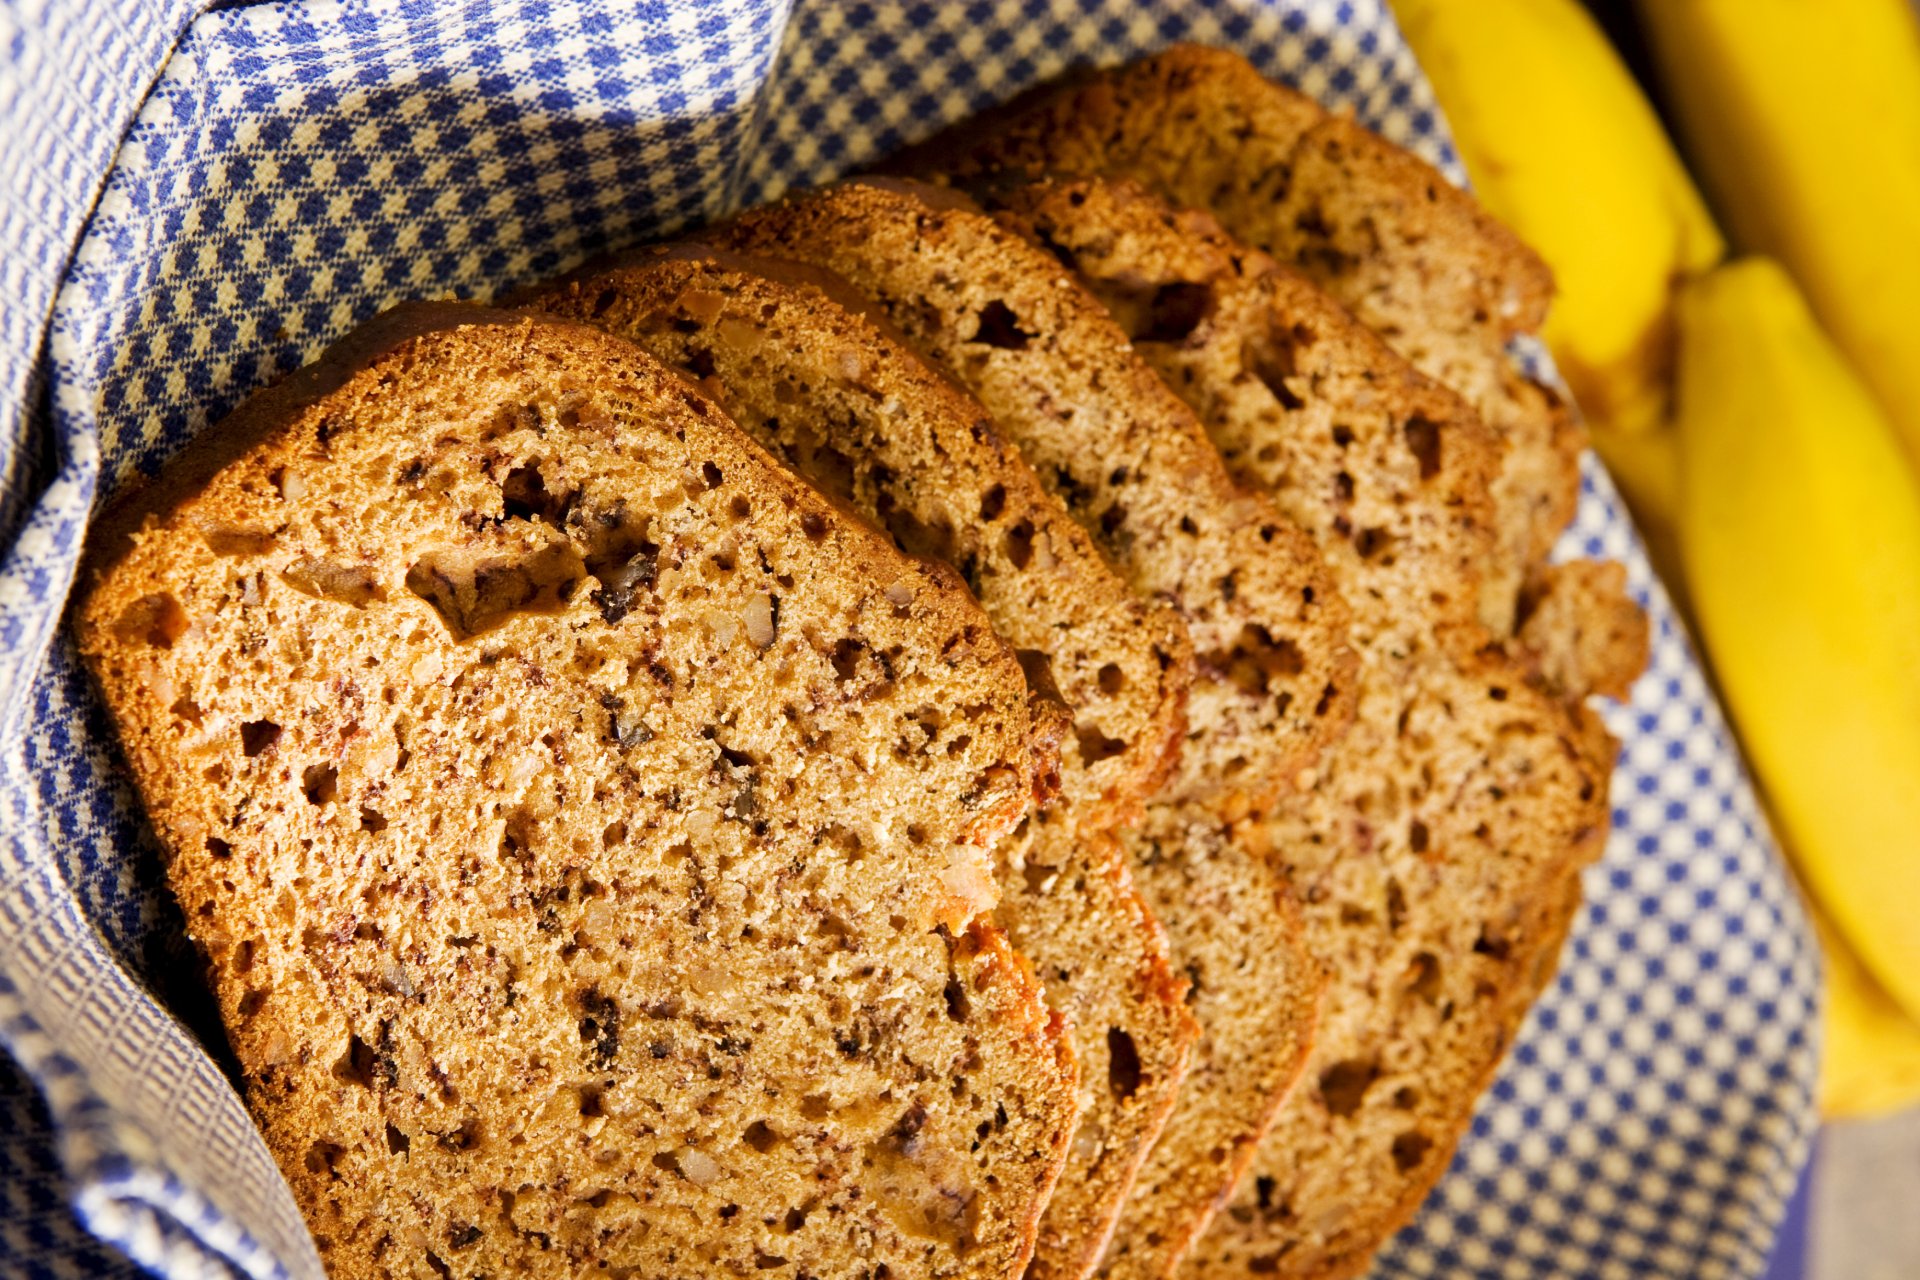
[[984, 176, 1504, 654], [898, 43, 1583, 635], [712, 181, 1343, 1279], [517, 248, 1202, 1280], [715, 180, 1356, 816], [976, 175, 1615, 1280], [75, 303, 1080, 1280]]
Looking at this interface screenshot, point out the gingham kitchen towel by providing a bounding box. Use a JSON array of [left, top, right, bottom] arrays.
[[0, 2, 1820, 1277]]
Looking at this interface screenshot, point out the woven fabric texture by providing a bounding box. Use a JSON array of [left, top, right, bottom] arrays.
[[0, 2, 1817, 1277]]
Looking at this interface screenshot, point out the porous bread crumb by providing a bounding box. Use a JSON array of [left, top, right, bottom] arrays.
[[1517, 559, 1650, 703], [712, 182, 1340, 1280], [898, 42, 1589, 639], [975, 175, 1613, 1280], [75, 303, 1080, 1280], [518, 248, 1204, 1279]]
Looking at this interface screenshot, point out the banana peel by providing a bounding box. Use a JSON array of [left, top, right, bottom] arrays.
[[1397, 0, 1723, 435], [1817, 903, 1920, 1119], [1639, 0, 1920, 470], [1675, 257, 1920, 1028]]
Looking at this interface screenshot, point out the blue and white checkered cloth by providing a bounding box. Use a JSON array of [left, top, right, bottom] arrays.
[[0, 3, 1819, 1277]]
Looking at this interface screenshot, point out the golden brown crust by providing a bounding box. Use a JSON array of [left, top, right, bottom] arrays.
[[515, 251, 1203, 1279], [75, 304, 1079, 1280]]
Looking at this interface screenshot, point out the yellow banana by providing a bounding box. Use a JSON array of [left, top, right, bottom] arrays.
[[1675, 257, 1920, 1026], [1817, 903, 1920, 1119], [1639, 0, 1920, 470], [1396, 0, 1724, 435], [1589, 422, 1684, 607]]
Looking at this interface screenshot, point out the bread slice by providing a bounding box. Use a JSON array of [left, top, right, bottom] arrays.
[[975, 176, 1613, 1279], [516, 247, 1202, 1279], [895, 43, 1582, 634], [74, 303, 1082, 1280], [711, 181, 1340, 1277], [715, 180, 1356, 817]]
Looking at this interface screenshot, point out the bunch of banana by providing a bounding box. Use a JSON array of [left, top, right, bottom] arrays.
[[1394, 0, 1714, 590], [1638, 0, 1920, 472], [1396, 0, 1920, 1118]]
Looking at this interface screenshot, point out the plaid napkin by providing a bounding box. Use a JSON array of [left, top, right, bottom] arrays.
[[0, 2, 1819, 1277]]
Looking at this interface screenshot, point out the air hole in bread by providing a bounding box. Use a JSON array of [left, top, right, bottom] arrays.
[[1385, 878, 1408, 932], [1408, 819, 1430, 854], [971, 300, 1033, 350], [578, 1085, 605, 1118], [1318, 1058, 1379, 1118], [1247, 331, 1308, 412], [944, 976, 972, 1024], [500, 810, 535, 863], [305, 1140, 345, 1176], [1406, 952, 1442, 1003], [1472, 928, 1512, 961], [301, 763, 337, 806], [1392, 1086, 1421, 1111], [978, 484, 1006, 522], [878, 495, 956, 564], [385, 1122, 410, 1155], [1004, 519, 1035, 569], [1107, 1027, 1142, 1101], [1206, 624, 1305, 697], [240, 719, 282, 756], [406, 542, 585, 640], [335, 1029, 391, 1090], [1076, 723, 1128, 764], [1352, 526, 1391, 561], [116, 592, 189, 649], [1096, 662, 1126, 695], [1403, 415, 1443, 480], [206, 836, 233, 860], [702, 461, 725, 489], [501, 462, 575, 527], [743, 1121, 782, 1154], [783, 1206, 807, 1233], [1391, 1130, 1432, 1173]]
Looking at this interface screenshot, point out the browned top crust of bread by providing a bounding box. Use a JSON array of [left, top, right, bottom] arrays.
[[896, 43, 1581, 632], [75, 303, 1081, 1280], [971, 176, 1616, 1280], [515, 251, 1202, 1280], [713, 178, 1358, 819]]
